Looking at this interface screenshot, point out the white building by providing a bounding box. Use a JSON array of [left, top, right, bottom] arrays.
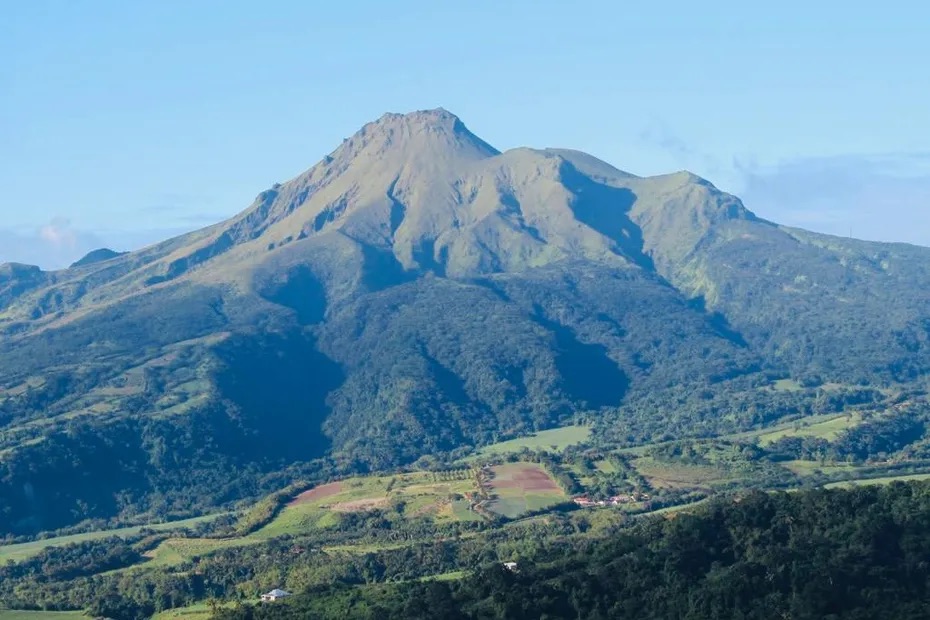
[[261, 589, 292, 602]]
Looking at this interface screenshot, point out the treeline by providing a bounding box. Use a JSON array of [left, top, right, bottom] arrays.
[[597, 377, 892, 449], [215, 482, 930, 619], [767, 402, 930, 464], [0, 498, 503, 617]]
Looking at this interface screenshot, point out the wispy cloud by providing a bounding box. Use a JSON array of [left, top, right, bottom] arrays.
[[0, 218, 217, 270], [0, 188, 234, 269], [637, 124, 700, 162], [735, 153, 930, 246], [115, 193, 231, 229], [636, 123, 737, 188], [636, 120, 930, 247], [0, 219, 105, 269]]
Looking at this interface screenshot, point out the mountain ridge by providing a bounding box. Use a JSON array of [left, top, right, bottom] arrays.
[[0, 109, 754, 327], [2, 108, 930, 535]]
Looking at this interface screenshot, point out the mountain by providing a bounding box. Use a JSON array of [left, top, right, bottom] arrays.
[[2, 109, 930, 535], [69, 248, 127, 268]]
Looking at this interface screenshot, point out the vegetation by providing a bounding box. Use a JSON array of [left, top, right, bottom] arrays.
[[5, 110, 930, 617], [6, 128, 930, 540], [211, 482, 930, 619], [0, 513, 233, 564], [0, 612, 84, 620], [468, 425, 591, 459]]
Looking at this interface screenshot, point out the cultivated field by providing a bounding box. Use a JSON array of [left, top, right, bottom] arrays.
[[484, 462, 567, 518], [140, 470, 484, 568]]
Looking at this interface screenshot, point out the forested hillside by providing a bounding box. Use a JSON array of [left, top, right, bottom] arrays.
[[3, 109, 930, 536]]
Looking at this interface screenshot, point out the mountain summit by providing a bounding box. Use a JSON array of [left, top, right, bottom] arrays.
[[3, 109, 930, 534]]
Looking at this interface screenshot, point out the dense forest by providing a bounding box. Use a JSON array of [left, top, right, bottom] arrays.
[[213, 483, 930, 620]]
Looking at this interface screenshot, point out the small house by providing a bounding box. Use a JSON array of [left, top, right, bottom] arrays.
[[503, 561, 518, 572], [261, 589, 292, 602]]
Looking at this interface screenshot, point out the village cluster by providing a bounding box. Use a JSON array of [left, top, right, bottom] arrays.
[[572, 492, 650, 508]]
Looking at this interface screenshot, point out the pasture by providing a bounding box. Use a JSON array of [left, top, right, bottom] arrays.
[[779, 460, 860, 477], [484, 462, 567, 518], [633, 457, 731, 489], [153, 603, 236, 620], [471, 425, 591, 459], [823, 472, 930, 489], [0, 512, 230, 564], [755, 412, 861, 446], [0, 613, 84, 620]]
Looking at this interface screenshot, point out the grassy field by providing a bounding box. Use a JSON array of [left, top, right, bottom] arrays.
[[772, 379, 804, 392], [756, 413, 861, 446], [646, 497, 712, 517], [485, 462, 567, 518], [823, 472, 930, 489], [470, 425, 591, 459], [153, 602, 237, 620], [257, 471, 479, 537], [633, 457, 731, 489], [620, 411, 868, 458], [421, 570, 466, 582], [141, 471, 483, 568], [0, 612, 84, 620], [0, 512, 230, 564], [770, 380, 852, 393], [779, 460, 860, 476]]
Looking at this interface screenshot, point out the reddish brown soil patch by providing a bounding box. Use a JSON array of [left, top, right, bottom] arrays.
[[489, 466, 561, 492], [288, 482, 343, 506]]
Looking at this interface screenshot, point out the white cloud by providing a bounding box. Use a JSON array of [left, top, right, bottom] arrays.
[[38, 217, 81, 247], [0, 219, 105, 269], [0, 218, 221, 270]]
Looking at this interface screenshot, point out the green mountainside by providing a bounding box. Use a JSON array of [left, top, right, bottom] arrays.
[[2, 109, 930, 536]]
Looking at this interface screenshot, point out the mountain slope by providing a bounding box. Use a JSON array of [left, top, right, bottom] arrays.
[[1, 109, 929, 535]]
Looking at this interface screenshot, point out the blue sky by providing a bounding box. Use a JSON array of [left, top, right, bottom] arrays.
[[2, 0, 929, 267]]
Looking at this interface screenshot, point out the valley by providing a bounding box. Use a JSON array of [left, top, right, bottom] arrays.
[[5, 385, 930, 618]]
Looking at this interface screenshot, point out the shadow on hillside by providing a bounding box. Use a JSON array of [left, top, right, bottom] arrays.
[[559, 162, 656, 273], [687, 295, 749, 348], [212, 331, 344, 463], [533, 309, 628, 409], [259, 265, 328, 325]]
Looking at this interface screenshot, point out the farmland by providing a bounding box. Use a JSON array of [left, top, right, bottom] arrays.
[[257, 470, 481, 535], [632, 457, 732, 489], [152, 605, 219, 620], [483, 462, 568, 518], [755, 412, 863, 445], [824, 472, 930, 489], [470, 425, 591, 459], [0, 512, 230, 564], [0, 612, 84, 620], [140, 470, 485, 568]]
